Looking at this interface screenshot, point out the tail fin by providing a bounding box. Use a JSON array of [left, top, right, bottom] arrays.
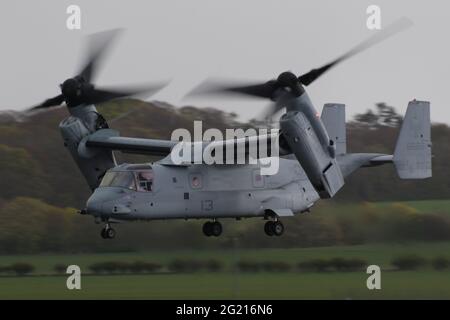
[[321, 103, 346, 155], [393, 100, 432, 179]]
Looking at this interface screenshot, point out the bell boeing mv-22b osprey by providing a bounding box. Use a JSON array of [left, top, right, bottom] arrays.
[[29, 20, 431, 239]]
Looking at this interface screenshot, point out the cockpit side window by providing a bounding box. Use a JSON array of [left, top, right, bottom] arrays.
[[100, 170, 154, 192], [135, 171, 153, 192], [100, 171, 136, 190], [100, 172, 116, 187]]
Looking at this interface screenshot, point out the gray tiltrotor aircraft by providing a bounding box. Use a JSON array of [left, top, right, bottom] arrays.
[[29, 23, 431, 239]]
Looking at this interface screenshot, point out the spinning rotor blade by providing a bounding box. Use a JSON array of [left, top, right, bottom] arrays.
[[215, 81, 277, 99], [78, 29, 123, 83], [255, 99, 289, 124], [26, 28, 168, 112], [187, 79, 278, 100], [188, 17, 413, 104], [298, 17, 413, 86], [85, 82, 168, 106], [29, 94, 65, 111]]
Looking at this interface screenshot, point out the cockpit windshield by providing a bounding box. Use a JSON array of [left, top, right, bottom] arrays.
[[100, 170, 154, 192]]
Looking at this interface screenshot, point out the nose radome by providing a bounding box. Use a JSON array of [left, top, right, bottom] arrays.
[[86, 188, 123, 215], [86, 193, 102, 215]]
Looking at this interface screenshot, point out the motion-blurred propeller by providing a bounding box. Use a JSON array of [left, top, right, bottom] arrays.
[[187, 17, 413, 104], [28, 29, 167, 111]]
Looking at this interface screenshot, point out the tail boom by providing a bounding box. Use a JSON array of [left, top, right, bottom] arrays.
[[336, 100, 432, 180]]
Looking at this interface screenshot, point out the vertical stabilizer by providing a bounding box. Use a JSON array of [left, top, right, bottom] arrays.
[[321, 103, 346, 155], [393, 100, 431, 179]]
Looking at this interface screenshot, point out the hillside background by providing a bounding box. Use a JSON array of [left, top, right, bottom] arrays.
[[0, 100, 449, 253]]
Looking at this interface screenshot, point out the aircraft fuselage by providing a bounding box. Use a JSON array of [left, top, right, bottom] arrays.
[[86, 158, 320, 221]]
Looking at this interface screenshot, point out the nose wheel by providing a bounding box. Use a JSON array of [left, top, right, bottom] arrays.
[[203, 221, 222, 237], [264, 220, 284, 236], [101, 224, 116, 239]]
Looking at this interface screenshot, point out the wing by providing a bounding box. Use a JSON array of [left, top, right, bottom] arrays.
[[84, 129, 288, 162], [85, 129, 177, 156]]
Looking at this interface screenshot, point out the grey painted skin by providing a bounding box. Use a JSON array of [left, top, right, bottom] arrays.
[[87, 158, 320, 221], [59, 91, 431, 238]]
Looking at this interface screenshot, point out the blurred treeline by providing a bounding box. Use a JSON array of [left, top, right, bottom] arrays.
[[0, 100, 449, 254], [1, 197, 450, 254], [2, 254, 448, 276]]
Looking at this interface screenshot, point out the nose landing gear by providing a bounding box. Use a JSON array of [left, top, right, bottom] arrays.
[[203, 220, 222, 237], [101, 223, 116, 239], [264, 220, 284, 236]]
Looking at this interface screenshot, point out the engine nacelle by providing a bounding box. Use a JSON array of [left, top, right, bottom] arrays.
[[280, 111, 344, 198], [60, 116, 116, 190]]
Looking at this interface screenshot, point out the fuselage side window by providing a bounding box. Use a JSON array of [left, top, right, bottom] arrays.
[[136, 171, 153, 192]]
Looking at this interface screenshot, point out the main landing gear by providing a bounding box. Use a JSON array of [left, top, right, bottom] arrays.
[[101, 223, 116, 239], [264, 220, 284, 237], [203, 221, 222, 237]]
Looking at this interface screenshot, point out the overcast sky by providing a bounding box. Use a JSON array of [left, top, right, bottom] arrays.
[[0, 0, 448, 123]]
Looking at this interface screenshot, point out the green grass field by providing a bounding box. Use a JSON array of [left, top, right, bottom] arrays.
[[0, 271, 449, 299], [331, 199, 450, 217], [1, 242, 450, 274], [373, 200, 450, 214], [0, 242, 449, 299]]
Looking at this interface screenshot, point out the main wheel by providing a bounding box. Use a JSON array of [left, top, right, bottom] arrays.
[[264, 221, 275, 236], [106, 228, 116, 239], [101, 228, 108, 239], [210, 222, 223, 237], [202, 222, 213, 237], [272, 221, 284, 236]]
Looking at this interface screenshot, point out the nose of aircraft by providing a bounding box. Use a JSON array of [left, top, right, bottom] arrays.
[[86, 193, 102, 215], [86, 188, 125, 216]]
